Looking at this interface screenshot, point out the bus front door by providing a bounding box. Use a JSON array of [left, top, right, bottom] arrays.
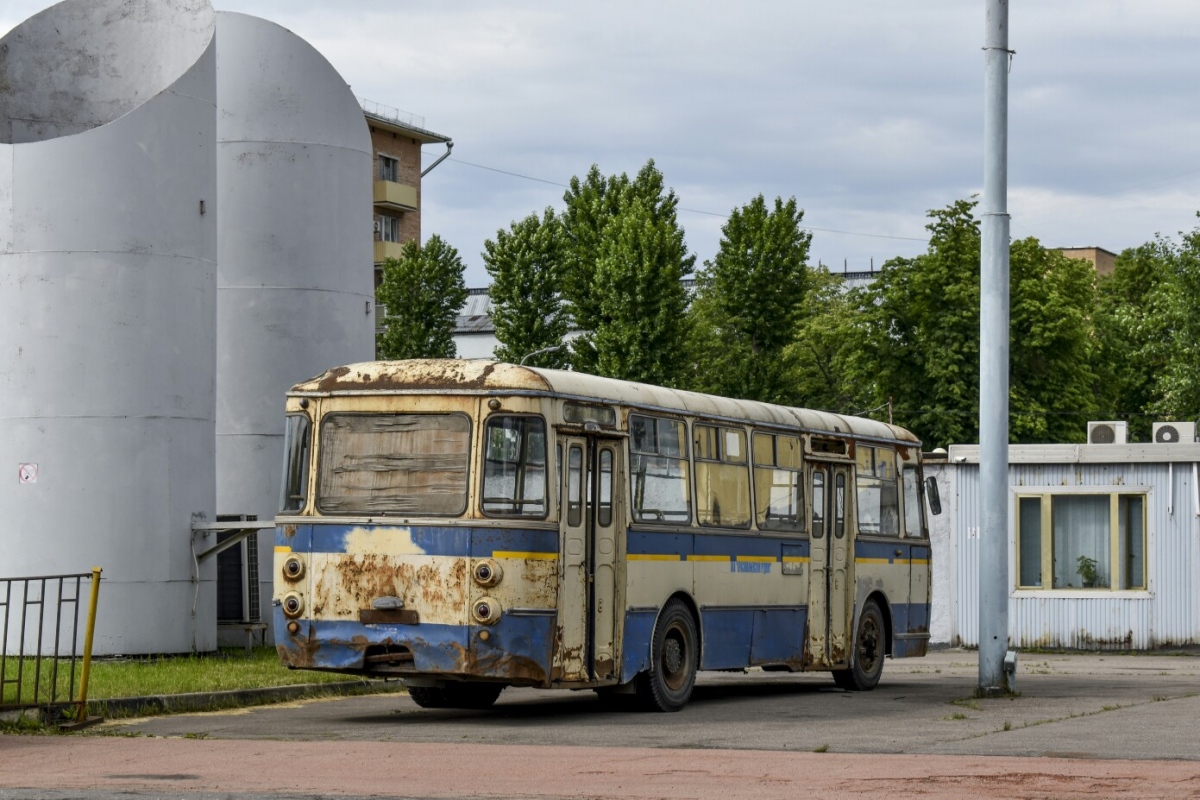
[[556, 435, 621, 683], [806, 462, 854, 668]]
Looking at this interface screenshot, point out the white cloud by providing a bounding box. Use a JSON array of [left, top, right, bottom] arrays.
[[3, 0, 1199, 286]]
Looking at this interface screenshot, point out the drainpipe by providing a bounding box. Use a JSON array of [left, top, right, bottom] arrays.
[[421, 140, 454, 178]]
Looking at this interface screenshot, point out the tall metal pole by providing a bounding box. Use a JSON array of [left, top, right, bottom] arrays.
[[979, 0, 1011, 693]]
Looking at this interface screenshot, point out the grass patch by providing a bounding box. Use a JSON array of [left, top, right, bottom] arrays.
[[950, 697, 982, 711], [812, 743, 829, 753], [945, 712, 970, 720], [83, 647, 351, 699]]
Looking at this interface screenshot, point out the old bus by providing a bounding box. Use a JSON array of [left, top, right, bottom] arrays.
[[274, 360, 934, 711]]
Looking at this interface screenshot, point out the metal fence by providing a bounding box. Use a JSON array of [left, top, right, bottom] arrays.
[[1, 569, 102, 722]]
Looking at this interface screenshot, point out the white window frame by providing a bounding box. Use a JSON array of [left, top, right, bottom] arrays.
[[1010, 485, 1153, 598]]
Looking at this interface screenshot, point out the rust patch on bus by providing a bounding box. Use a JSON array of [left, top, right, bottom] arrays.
[[306, 360, 552, 394], [310, 556, 467, 621]]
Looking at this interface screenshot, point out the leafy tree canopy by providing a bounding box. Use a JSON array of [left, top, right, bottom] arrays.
[[483, 208, 570, 369], [688, 195, 812, 403], [376, 234, 468, 360]]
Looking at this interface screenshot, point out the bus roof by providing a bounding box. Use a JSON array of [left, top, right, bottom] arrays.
[[292, 359, 920, 446]]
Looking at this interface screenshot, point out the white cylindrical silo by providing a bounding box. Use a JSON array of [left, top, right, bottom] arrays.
[[215, 12, 375, 642], [0, 0, 218, 654]]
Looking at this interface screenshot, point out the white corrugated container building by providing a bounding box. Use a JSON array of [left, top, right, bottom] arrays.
[[931, 433, 1200, 650]]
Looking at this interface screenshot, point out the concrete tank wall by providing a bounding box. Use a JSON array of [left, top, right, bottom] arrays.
[[214, 12, 375, 642], [0, 0, 218, 654]]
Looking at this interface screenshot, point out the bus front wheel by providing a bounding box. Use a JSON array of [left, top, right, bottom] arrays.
[[638, 600, 698, 712], [833, 599, 885, 691]]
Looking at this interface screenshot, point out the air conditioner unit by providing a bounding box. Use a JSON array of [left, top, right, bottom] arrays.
[[1087, 421, 1127, 445], [1152, 421, 1197, 444]]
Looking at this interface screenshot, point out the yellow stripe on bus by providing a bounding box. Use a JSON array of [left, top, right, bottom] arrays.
[[855, 557, 894, 565], [687, 554, 731, 562], [628, 553, 683, 561], [736, 556, 777, 563], [493, 551, 558, 560], [910, 558, 931, 565], [274, 545, 292, 553]]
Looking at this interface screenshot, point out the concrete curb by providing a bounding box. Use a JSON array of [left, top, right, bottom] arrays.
[[87, 679, 406, 718]]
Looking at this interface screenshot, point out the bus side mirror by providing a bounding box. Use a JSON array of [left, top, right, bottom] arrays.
[[925, 476, 942, 516]]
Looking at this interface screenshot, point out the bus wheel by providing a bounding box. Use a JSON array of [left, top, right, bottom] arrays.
[[441, 683, 505, 709], [409, 683, 504, 709], [407, 686, 449, 708], [637, 600, 698, 712], [833, 599, 885, 691]]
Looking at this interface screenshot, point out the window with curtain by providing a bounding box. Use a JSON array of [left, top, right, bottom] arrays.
[[1015, 491, 1147, 591]]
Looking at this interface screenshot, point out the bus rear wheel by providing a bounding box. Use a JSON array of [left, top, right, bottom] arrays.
[[637, 600, 698, 712], [408, 683, 504, 709], [833, 599, 885, 691]]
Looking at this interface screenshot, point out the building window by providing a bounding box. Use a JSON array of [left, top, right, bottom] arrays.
[[378, 215, 401, 243], [1016, 492, 1147, 591], [379, 154, 398, 182]]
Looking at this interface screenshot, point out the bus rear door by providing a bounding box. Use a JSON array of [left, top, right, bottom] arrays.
[[806, 461, 854, 668], [556, 435, 622, 683]]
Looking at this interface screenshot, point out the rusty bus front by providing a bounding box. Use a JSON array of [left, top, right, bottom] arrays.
[[274, 365, 563, 693]]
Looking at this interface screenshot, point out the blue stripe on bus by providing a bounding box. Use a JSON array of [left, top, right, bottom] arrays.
[[277, 524, 558, 558], [275, 609, 556, 685]]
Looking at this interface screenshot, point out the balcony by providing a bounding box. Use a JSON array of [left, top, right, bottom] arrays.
[[375, 240, 406, 263], [374, 180, 418, 212]]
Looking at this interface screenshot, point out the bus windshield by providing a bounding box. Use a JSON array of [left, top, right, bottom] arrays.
[[316, 413, 471, 516]]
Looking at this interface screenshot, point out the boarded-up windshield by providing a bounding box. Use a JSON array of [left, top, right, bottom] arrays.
[[317, 413, 471, 516]]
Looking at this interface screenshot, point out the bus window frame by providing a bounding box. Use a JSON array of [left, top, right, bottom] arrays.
[[628, 412, 692, 526], [314, 410, 473, 518], [480, 413, 550, 520]]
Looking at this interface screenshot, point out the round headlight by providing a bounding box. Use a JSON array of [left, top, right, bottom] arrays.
[[473, 560, 503, 588], [282, 554, 306, 581], [282, 591, 305, 619], [472, 597, 502, 626]]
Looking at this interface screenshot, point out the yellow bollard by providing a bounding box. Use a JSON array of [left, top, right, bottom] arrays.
[[75, 567, 102, 723]]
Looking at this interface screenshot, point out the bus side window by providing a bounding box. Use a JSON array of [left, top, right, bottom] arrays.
[[598, 448, 613, 527], [811, 471, 825, 539], [902, 465, 926, 538], [568, 445, 583, 527], [629, 414, 691, 524], [834, 473, 846, 538], [753, 432, 804, 532]]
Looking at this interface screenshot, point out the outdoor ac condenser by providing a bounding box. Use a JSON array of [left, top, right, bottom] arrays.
[[1152, 421, 1197, 444], [1087, 421, 1128, 445]]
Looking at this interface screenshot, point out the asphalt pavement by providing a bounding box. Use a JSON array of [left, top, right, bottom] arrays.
[[1, 649, 1198, 799]]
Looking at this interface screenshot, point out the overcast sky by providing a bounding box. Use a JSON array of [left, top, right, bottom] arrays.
[[4, 1, 1198, 286]]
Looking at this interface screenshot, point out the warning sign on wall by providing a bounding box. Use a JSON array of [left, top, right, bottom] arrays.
[[18, 463, 38, 484]]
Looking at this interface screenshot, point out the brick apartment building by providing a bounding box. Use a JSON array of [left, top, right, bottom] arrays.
[[361, 99, 452, 295]]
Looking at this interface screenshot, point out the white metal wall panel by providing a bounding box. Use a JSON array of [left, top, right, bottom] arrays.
[[215, 12, 375, 643], [955, 458, 1199, 649], [0, 0, 217, 655]]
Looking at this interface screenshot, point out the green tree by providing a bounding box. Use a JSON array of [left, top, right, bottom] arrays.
[[482, 208, 570, 368], [859, 198, 1103, 448], [376, 235, 468, 359], [560, 159, 695, 377], [589, 197, 692, 386], [785, 268, 876, 413], [688, 195, 812, 403], [1159, 221, 1200, 417], [1099, 219, 1200, 427]]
